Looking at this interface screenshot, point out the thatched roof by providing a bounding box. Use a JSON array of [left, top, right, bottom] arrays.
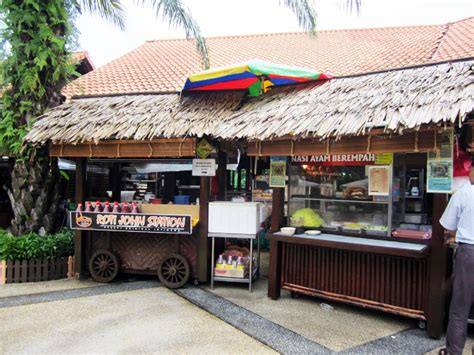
[[216, 59, 474, 140], [26, 93, 243, 144], [26, 60, 474, 144]]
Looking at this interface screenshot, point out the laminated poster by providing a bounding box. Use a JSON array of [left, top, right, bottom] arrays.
[[269, 156, 286, 188], [368, 165, 390, 196], [427, 159, 453, 193]]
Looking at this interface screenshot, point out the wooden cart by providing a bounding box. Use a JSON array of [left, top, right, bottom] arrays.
[[70, 204, 203, 288]]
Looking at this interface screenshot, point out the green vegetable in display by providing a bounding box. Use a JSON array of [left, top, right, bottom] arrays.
[[291, 208, 325, 227]]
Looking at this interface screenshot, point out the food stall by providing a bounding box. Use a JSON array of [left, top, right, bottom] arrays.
[[48, 138, 212, 288], [250, 123, 473, 338]]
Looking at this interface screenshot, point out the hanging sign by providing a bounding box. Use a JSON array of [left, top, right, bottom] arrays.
[[368, 165, 391, 196], [427, 129, 454, 193], [269, 156, 287, 187], [192, 159, 216, 176], [70, 211, 192, 234], [291, 153, 393, 166], [427, 159, 453, 193]]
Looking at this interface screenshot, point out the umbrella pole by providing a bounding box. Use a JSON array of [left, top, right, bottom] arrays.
[[259, 76, 265, 95]]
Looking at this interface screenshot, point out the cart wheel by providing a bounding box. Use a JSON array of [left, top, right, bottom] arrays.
[[418, 320, 427, 330], [157, 254, 190, 289], [89, 249, 119, 283]]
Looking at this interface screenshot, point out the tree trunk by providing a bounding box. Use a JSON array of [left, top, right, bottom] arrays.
[[8, 147, 60, 235]]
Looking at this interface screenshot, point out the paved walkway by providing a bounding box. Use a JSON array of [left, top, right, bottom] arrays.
[[0, 280, 274, 354], [0, 277, 472, 354]]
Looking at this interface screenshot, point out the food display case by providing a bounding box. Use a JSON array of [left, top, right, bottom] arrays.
[[288, 161, 393, 237]]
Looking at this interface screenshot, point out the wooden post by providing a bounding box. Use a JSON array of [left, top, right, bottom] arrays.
[[217, 151, 226, 201], [198, 176, 210, 282], [271, 187, 285, 232], [74, 158, 87, 279], [268, 238, 282, 299], [427, 193, 449, 338]]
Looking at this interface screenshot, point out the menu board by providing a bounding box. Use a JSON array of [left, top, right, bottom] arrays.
[[269, 156, 287, 187], [70, 211, 192, 234], [368, 165, 390, 196]]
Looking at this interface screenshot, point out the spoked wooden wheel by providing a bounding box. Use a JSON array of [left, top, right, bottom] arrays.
[[157, 254, 190, 289], [89, 249, 119, 283]]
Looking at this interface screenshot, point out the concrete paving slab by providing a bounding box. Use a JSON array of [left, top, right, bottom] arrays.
[[206, 277, 415, 352], [0, 278, 103, 298], [0, 287, 275, 354]]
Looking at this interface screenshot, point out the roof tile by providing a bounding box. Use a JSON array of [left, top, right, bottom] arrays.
[[65, 17, 474, 97]]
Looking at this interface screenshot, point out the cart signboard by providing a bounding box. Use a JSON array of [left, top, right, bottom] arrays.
[[70, 211, 193, 234]]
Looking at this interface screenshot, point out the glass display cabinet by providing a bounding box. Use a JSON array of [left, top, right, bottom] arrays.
[[288, 163, 393, 237]]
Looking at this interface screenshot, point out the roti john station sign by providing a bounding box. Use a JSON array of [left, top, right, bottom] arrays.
[[70, 211, 192, 234]]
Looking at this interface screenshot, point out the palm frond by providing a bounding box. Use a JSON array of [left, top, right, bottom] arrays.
[[280, 0, 318, 33], [136, 0, 209, 69], [75, 0, 126, 30]]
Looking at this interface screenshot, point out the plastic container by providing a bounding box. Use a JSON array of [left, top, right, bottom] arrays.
[[174, 195, 190, 205]]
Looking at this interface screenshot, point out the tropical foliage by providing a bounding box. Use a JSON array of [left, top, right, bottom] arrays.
[[0, 228, 74, 261]]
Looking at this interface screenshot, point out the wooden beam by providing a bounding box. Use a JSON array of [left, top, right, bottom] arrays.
[[74, 158, 87, 279], [198, 176, 210, 282], [248, 131, 445, 156], [426, 193, 449, 339], [50, 138, 196, 158]]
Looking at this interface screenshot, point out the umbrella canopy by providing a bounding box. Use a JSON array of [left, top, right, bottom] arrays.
[[182, 59, 333, 96]]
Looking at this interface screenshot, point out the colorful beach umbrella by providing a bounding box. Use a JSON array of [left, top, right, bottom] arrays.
[[182, 59, 333, 96]]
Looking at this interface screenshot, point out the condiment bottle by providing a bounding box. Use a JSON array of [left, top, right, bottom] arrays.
[[237, 256, 245, 270], [112, 201, 120, 213], [102, 201, 111, 213], [131, 202, 139, 214], [84, 201, 93, 212], [93, 201, 102, 213], [121, 201, 130, 213], [75, 203, 83, 212]]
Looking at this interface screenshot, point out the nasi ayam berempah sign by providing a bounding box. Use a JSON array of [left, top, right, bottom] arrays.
[[291, 153, 393, 166], [70, 211, 192, 234]]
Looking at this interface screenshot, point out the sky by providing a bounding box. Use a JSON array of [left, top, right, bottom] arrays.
[[76, 0, 474, 68]]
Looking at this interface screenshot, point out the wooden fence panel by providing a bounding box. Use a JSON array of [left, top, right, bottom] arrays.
[[0, 257, 74, 283]]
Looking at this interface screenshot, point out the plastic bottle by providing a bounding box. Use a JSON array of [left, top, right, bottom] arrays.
[[102, 201, 111, 213], [131, 202, 139, 214], [121, 201, 130, 213], [216, 254, 225, 269], [237, 256, 245, 270], [93, 201, 102, 213], [84, 201, 93, 212], [112, 201, 120, 213], [75, 203, 83, 212]]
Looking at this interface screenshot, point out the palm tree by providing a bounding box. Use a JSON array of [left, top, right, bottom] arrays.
[[1, 0, 357, 235], [75, 0, 328, 69]]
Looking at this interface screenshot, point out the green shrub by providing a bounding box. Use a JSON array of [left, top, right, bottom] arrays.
[[0, 229, 74, 261]]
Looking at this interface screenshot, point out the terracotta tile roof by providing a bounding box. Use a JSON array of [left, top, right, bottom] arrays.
[[66, 17, 474, 97]]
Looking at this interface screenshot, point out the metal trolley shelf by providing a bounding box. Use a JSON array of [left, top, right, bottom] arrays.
[[208, 232, 261, 292]]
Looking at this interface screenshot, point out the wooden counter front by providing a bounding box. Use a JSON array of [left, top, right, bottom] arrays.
[[267, 232, 431, 321]]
